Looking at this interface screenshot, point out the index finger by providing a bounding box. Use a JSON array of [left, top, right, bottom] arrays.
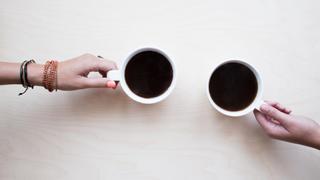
[[264, 100, 292, 114]]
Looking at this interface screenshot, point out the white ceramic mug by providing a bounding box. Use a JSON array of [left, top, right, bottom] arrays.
[[107, 47, 176, 104], [207, 60, 264, 117]]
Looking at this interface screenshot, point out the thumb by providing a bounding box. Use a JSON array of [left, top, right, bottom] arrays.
[[81, 78, 117, 89], [260, 104, 291, 126]]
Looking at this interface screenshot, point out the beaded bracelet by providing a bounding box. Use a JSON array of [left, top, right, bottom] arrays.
[[43, 60, 58, 92]]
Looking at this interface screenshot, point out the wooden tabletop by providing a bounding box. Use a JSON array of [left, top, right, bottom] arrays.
[[1, 0, 319, 179]]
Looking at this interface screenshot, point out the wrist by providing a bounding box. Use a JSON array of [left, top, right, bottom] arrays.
[[28, 63, 44, 86], [309, 125, 320, 150]]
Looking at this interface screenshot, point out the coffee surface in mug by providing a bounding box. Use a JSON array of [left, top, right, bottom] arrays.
[[125, 50, 173, 98], [209, 62, 258, 111]]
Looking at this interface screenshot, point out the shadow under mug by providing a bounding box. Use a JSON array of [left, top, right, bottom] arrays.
[[207, 60, 264, 117], [107, 47, 177, 104]]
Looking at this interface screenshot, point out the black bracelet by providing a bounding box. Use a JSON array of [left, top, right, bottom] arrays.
[[24, 59, 36, 89], [19, 60, 27, 86], [18, 59, 36, 96]]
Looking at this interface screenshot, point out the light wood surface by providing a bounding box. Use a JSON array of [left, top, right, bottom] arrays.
[[1, 0, 320, 179]]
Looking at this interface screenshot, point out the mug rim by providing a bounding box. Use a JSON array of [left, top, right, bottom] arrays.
[[119, 47, 177, 104], [206, 60, 263, 116]]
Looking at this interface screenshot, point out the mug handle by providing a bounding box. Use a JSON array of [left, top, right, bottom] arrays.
[[107, 70, 121, 81]]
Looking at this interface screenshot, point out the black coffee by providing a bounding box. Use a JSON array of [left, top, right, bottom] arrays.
[[125, 50, 173, 98], [209, 62, 258, 111]]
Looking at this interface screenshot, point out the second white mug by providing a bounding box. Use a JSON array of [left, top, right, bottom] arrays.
[[207, 60, 264, 117]]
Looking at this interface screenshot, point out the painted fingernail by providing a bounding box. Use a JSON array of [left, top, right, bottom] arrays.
[[106, 81, 116, 88], [113, 81, 119, 89]]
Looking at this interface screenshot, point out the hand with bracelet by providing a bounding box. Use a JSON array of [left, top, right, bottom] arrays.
[[0, 53, 118, 93]]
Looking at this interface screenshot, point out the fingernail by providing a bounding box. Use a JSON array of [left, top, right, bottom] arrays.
[[113, 81, 119, 89], [106, 81, 116, 88]]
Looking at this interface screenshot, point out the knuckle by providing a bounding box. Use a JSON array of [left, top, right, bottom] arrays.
[[103, 60, 117, 70], [109, 62, 117, 69], [82, 53, 92, 57], [93, 60, 101, 69], [81, 53, 95, 59], [268, 108, 276, 115], [105, 59, 116, 65], [112, 62, 118, 68]]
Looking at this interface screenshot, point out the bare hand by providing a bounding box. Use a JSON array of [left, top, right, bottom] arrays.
[[254, 101, 320, 150]]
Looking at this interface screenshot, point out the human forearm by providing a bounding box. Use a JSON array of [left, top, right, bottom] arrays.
[[1, 54, 117, 91], [309, 126, 320, 150], [0, 62, 21, 85], [0, 62, 44, 86]]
